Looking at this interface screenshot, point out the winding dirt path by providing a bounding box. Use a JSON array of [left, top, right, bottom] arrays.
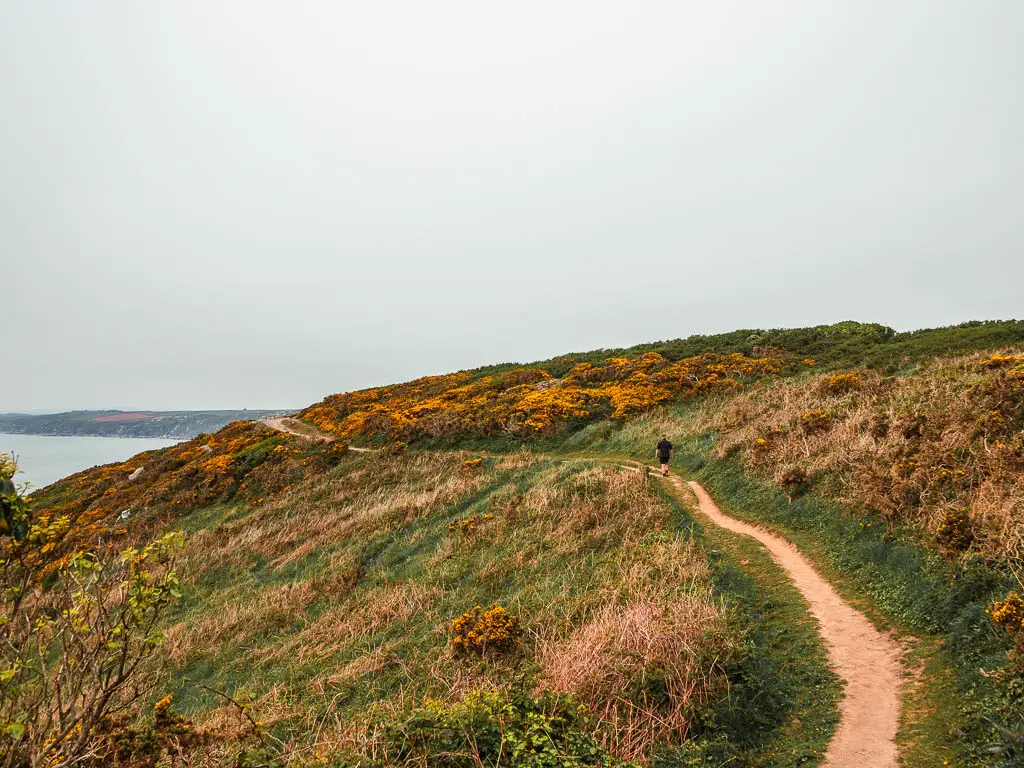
[[672, 474, 903, 768], [261, 416, 377, 452]]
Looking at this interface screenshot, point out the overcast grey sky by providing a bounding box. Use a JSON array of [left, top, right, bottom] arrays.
[[2, 1, 1021, 411]]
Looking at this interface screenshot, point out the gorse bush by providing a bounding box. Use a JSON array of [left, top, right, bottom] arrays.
[[989, 592, 1024, 633], [798, 409, 832, 434], [451, 605, 520, 655], [93, 694, 207, 768], [299, 352, 786, 442], [935, 509, 974, 552], [824, 372, 862, 394]]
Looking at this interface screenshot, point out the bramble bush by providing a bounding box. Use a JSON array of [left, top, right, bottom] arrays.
[[377, 688, 637, 768]]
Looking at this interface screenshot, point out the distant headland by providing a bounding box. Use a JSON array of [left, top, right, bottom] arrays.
[[0, 409, 284, 439]]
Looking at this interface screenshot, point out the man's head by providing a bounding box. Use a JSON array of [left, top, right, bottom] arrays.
[[661, 434, 667, 439]]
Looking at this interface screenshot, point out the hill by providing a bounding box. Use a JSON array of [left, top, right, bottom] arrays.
[[5, 319, 1024, 767], [0, 409, 283, 439]]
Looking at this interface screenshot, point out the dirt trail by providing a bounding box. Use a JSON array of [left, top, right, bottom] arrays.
[[674, 475, 902, 768], [261, 417, 377, 452]]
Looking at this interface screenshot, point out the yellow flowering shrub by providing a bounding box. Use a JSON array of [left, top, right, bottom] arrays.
[[448, 513, 494, 535], [451, 605, 519, 654], [978, 354, 1024, 370], [934, 510, 973, 551], [989, 592, 1024, 633], [459, 458, 484, 472], [298, 351, 786, 443], [825, 373, 862, 394], [799, 410, 832, 433]]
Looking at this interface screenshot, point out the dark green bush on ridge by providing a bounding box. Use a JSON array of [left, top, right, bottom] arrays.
[[469, 320, 1024, 381]]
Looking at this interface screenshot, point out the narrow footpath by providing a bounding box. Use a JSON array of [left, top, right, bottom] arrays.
[[261, 416, 377, 452], [669, 473, 903, 768]]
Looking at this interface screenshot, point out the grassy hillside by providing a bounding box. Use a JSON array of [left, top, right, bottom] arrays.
[[7, 319, 1024, 767]]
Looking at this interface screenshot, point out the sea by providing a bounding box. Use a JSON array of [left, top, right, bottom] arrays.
[[0, 433, 181, 491]]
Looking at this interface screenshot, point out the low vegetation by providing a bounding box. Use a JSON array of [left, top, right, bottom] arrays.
[[163, 453, 737, 763], [701, 350, 1024, 566]]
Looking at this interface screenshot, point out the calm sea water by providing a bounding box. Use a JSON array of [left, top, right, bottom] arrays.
[[0, 433, 181, 490]]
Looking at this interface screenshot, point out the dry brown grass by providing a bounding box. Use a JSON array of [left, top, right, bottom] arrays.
[[696, 349, 1024, 566], [181, 451, 493, 582], [164, 580, 320, 665], [536, 531, 731, 760]]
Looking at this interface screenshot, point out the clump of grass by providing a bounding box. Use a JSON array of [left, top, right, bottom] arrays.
[[539, 597, 727, 759]]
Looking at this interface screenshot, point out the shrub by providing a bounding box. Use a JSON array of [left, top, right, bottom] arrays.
[[778, 466, 809, 502], [95, 694, 207, 767], [1, 452, 184, 766], [935, 510, 974, 551], [451, 605, 519, 655], [377, 688, 637, 768], [825, 373, 862, 394], [799, 410, 832, 434], [979, 354, 1024, 370], [989, 593, 1024, 634]]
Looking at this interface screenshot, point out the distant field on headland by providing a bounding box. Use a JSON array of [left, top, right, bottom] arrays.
[[0, 409, 282, 439]]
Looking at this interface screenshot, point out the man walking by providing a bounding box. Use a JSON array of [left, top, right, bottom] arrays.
[[656, 434, 673, 476]]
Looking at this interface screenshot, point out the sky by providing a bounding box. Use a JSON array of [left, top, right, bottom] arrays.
[[2, 1, 1022, 412]]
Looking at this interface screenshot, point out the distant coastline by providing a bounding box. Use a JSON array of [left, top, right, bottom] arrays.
[[0, 409, 284, 440]]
